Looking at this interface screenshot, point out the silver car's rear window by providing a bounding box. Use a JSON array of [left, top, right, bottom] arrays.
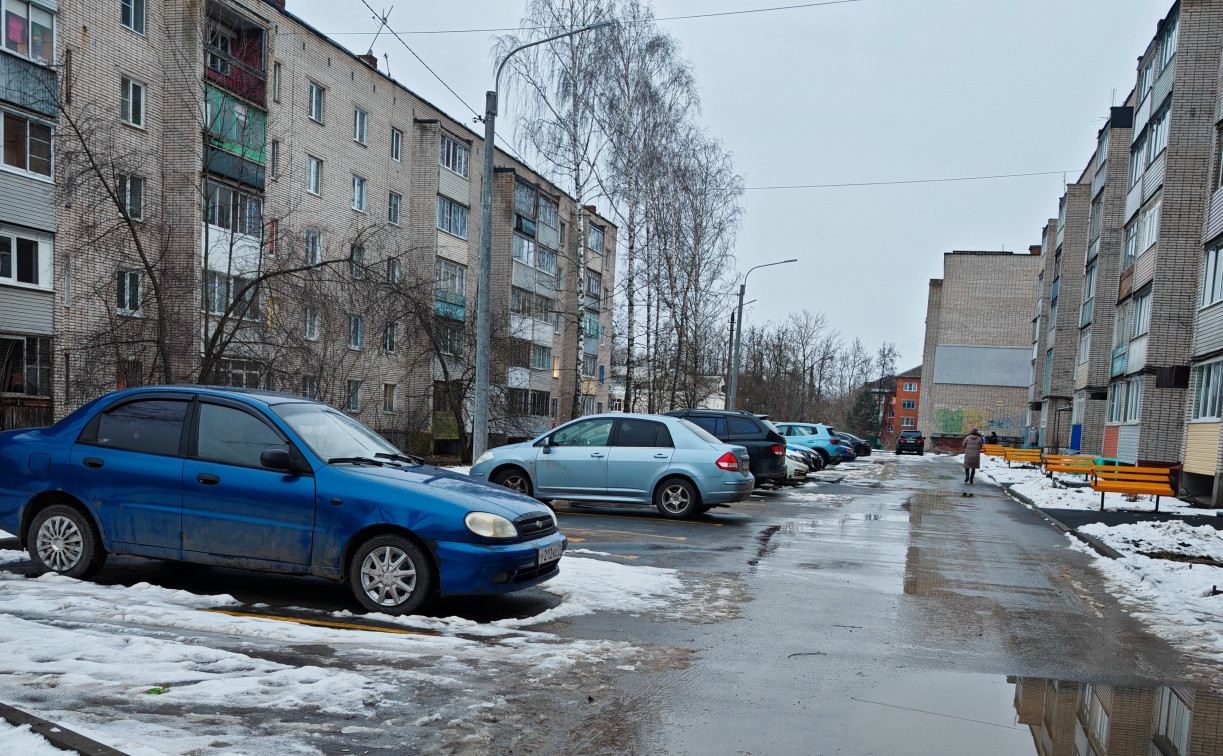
[[680, 419, 723, 446]]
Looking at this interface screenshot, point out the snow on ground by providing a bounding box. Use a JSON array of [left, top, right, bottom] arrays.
[[0, 719, 71, 755], [969, 454, 1223, 516], [1066, 523, 1223, 674]]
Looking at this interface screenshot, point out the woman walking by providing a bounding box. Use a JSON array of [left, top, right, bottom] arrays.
[[963, 427, 984, 484]]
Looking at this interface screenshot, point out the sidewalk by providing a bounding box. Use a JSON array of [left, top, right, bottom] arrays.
[[0, 701, 127, 755]]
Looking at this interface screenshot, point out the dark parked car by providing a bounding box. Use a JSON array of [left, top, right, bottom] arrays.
[[0, 386, 566, 615], [835, 431, 873, 457], [895, 429, 925, 455], [662, 409, 786, 487]]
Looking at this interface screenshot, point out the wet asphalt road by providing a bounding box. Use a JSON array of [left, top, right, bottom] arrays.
[[1, 453, 1214, 755]]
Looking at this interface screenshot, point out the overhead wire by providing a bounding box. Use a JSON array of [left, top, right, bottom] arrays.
[[745, 170, 1074, 190]]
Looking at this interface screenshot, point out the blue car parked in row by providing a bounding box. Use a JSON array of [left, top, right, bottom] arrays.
[[0, 386, 565, 615]]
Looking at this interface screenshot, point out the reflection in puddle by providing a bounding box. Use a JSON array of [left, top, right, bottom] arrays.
[[1011, 677, 1222, 756]]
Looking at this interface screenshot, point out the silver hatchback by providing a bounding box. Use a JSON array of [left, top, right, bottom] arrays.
[[469, 414, 754, 519]]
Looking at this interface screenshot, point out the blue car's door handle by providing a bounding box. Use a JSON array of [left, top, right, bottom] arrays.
[[590, 452, 605, 458], [83, 457, 104, 469], [196, 473, 221, 486]]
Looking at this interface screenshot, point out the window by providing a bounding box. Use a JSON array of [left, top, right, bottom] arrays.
[[1133, 289, 1151, 337], [196, 403, 286, 468], [509, 339, 530, 368], [117, 269, 141, 313], [386, 257, 400, 283], [440, 134, 468, 177], [1193, 360, 1223, 420], [586, 271, 602, 298], [90, 399, 188, 455], [306, 156, 322, 195], [436, 318, 463, 356], [530, 390, 550, 416], [266, 139, 279, 180], [352, 107, 368, 145], [1205, 245, 1223, 308], [350, 245, 363, 278], [901, 400, 916, 410], [207, 24, 232, 76], [1114, 301, 1131, 347], [1138, 56, 1154, 101], [1147, 107, 1169, 162], [615, 418, 670, 447], [308, 82, 325, 123], [230, 276, 258, 320], [301, 375, 318, 400], [436, 258, 465, 297], [588, 222, 604, 254], [582, 353, 597, 377], [346, 380, 361, 412], [384, 321, 396, 353], [437, 196, 467, 238], [201, 269, 227, 314], [531, 344, 552, 371], [119, 77, 147, 129], [1124, 377, 1143, 422], [1159, 11, 1178, 70], [514, 181, 536, 218], [383, 384, 396, 413], [1155, 688, 1190, 756], [508, 388, 530, 416], [117, 174, 143, 221], [902, 382, 917, 392], [1140, 198, 1161, 252], [1089, 199, 1102, 241], [2, 111, 51, 177], [304, 306, 319, 340], [305, 230, 321, 265], [535, 246, 556, 275], [513, 234, 534, 264], [1097, 128, 1109, 169], [388, 192, 401, 225], [348, 314, 363, 350], [391, 128, 402, 161], [351, 174, 367, 212], [0, 335, 49, 395], [551, 418, 614, 447], [0, 233, 42, 286], [539, 198, 557, 229], [1123, 221, 1137, 268], [511, 286, 532, 316], [4, 0, 52, 63], [1081, 262, 1096, 325], [1107, 382, 1125, 423], [272, 61, 280, 102], [121, 0, 144, 34], [901, 417, 916, 428], [1079, 326, 1091, 365], [205, 180, 261, 236], [1130, 138, 1145, 186]]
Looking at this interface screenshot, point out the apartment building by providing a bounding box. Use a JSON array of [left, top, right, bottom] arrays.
[[0, 0, 57, 430], [52, 0, 615, 454], [917, 251, 1039, 452], [878, 365, 919, 447], [1100, 1, 1223, 467], [1012, 677, 1223, 756]]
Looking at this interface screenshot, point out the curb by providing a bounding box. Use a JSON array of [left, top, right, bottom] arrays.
[[0, 701, 128, 755], [998, 484, 1124, 560]]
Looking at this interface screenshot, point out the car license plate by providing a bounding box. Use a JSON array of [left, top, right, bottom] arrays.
[[537, 542, 563, 565]]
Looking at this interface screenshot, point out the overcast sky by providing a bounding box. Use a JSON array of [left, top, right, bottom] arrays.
[[287, 0, 1173, 370]]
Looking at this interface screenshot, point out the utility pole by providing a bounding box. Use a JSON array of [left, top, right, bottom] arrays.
[[727, 259, 797, 410]]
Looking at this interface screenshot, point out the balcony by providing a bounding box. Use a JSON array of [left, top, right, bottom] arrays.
[[0, 52, 56, 118], [206, 5, 267, 105], [1051, 278, 1059, 301], [1111, 346, 1128, 378], [435, 290, 466, 321], [1080, 297, 1093, 328]]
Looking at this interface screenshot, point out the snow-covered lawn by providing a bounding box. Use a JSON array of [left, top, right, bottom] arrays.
[[1067, 521, 1223, 669], [0, 720, 69, 755]]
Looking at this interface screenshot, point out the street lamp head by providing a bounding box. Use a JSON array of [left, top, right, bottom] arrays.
[[783, 258, 798, 263], [587, 20, 615, 30]]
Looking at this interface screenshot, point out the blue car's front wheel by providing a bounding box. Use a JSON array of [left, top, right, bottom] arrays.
[[349, 535, 435, 615], [28, 504, 107, 579]]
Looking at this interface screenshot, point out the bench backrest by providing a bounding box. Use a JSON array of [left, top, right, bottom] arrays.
[[1090, 466, 1175, 486], [1004, 448, 1042, 461], [983, 444, 1006, 456], [1044, 455, 1094, 467]]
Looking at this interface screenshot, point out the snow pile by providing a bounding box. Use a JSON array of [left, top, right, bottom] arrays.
[[495, 555, 683, 628], [0, 720, 68, 755], [1069, 522, 1223, 668]]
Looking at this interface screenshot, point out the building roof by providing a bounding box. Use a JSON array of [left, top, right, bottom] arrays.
[[898, 365, 922, 378]]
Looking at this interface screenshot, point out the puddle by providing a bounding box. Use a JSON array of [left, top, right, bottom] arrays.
[[842, 513, 910, 523]]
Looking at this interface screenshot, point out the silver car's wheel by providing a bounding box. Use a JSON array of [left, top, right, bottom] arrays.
[[492, 468, 532, 497], [655, 479, 699, 519], [27, 503, 106, 579], [37, 516, 83, 572], [348, 534, 435, 614]]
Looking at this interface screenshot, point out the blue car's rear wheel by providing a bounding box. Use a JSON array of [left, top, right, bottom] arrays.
[[349, 535, 435, 615], [655, 478, 699, 519], [28, 504, 106, 579]]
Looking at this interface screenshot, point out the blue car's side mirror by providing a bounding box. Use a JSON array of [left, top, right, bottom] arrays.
[[261, 448, 298, 473]]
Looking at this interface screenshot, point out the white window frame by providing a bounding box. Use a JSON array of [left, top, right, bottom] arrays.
[[900, 417, 915, 428], [353, 107, 367, 145], [391, 128, 402, 162], [1078, 326, 1091, 365], [1204, 245, 1223, 308], [121, 0, 145, 35], [1107, 382, 1124, 423], [305, 230, 320, 265], [306, 155, 321, 196], [0, 229, 50, 289], [1140, 198, 1161, 252], [386, 257, 400, 283], [121, 77, 145, 128], [1133, 289, 1152, 337], [348, 314, 363, 350], [437, 195, 468, 239], [901, 399, 916, 410], [0, 109, 53, 179], [308, 82, 325, 124], [117, 174, 144, 221], [1124, 377, 1142, 423], [383, 383, 396, 414], [1148, 107, 1169, 162], [1159, 11, 1178, 71], [304, 305, 319, 341], [347, 379, 361, 412], [1192, 360, 1223, 421], [268, 139, 279, 180], [1130, 137, 1145, 187], [388, 191, 400, 226], [351, 174, 367, 212], [272, 61, 280, 102], [440, 134, 468, 177], [902, 382, 917, 392], [384, 321, 397, 354], [117, 269, 142, 315]]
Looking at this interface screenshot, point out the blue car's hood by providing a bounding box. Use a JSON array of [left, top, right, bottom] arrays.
[[331, 463, 546, 519]]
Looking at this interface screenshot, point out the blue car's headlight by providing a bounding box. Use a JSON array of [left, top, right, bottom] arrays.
[[465, 512, 518, 539]]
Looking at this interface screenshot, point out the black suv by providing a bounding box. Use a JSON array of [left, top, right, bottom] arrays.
[[895, 429, 924, 455], [662, 409, 786, 486]]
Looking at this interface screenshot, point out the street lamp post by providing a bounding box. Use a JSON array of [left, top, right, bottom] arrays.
[[727, 259, 797, 410], [472, 20, 612, 461]]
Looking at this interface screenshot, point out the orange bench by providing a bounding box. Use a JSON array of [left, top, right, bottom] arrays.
[[1043, 454, 1095, 478], [1004, 448, 1042, 467], [983, 444, 1006, 458], [1089, 466, 1177, 512]]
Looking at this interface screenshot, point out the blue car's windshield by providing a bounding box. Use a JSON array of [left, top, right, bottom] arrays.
[[272, 403, 400, 462]]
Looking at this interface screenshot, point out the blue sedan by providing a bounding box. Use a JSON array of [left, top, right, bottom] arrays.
[[0, 386, 565, 615], [470, 413, 754, 519]]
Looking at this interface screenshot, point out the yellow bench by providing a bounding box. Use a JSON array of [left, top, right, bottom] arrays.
[[983, 444, 1007, 458], [1089, 465, 1177, 512], [1003, 448, 1042, 467], [1043, 454, 1095, 478]]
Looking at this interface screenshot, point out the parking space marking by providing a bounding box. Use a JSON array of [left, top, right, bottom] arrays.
[[561, 526, 688, 542], [558, 511, 725, 527], [202, 608, 440, 636]]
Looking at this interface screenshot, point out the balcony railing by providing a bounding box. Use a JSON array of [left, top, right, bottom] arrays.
[[435, 290, 466, 321], [1111, 346, 1128, 378]]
